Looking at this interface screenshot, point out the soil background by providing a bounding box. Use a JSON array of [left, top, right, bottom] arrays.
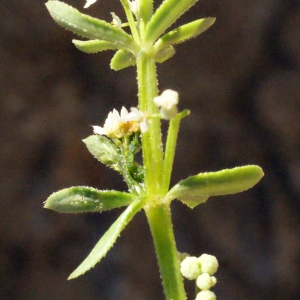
[[1, 0, 300, 299]]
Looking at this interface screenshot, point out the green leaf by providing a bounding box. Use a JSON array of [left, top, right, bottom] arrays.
[[166, 165, 264, 208], [45, 1, 137, 52], [83, 135, 120, 172], [68, 197, 145, 279], [145, 0, 199, 44], [155, 45, 175, 63], [154, 18, 216, 52], [110, 50, 136, 71], [72, 39, 120, 53], [44, 187, 135, 213]]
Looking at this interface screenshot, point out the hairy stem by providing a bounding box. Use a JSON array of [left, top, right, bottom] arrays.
[[145, 203, 186, 300], [136, 51, 163, 195]]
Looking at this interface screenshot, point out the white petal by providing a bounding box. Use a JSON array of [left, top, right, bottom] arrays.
[[112, 109, 121, 124], [123, 107, 141, 121], [84, 0, 97, 8], [93, 125, 107, 135], [120, 106, 129, 119], [103, 112, 114, 132]]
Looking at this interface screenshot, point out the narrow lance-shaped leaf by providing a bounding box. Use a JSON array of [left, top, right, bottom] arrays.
[[154, 18, 216, 52], [110, 49, 136, 71], [72, 39, 120, 53], [145, 0, 199, 44], [45, 1, 137, 52], [166, 165, 264, 208], [83, 135, 120, 172], [44, 187, 135, 213], [68, 197, 145, 279]]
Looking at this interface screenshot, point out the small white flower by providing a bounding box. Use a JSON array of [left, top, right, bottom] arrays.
[[195, 290, 216, 300], [84, 0, 97, 8], [128, 0, 138, 16], [153, 89, 179, 120], [196, 273, 217, 290], [180, 256, 202, 280], [93, 107, 130, 138], [198, 254, 219, 275], [111, 12, 122, 29], [93, 107, 147, 138], [124, 107, 149, 133]]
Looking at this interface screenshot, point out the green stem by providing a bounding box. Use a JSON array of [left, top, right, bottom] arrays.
[[136, 46, 186, 300], [136, 51, 163, 194], [135, 5, 186, 298], [145, 203, 186, 300]]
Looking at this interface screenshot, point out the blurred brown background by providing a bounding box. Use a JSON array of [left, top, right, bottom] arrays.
[[1, 0, 300, 299]]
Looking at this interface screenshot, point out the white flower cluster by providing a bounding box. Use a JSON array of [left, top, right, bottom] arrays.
[[153, 89, 179, 120], [93, 107, 148, 138], [180, 254, 219, 300]]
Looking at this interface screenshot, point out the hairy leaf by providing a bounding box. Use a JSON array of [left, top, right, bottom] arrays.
[[154, 18, 216, 52], [145, 0, 199, 44], [68, 198, 145, 279], [72, 39, 120, 53], [110, 50, 136, 71], [166, 165, 264, 208], [83, 135, 120, 172], [45, 1, 136, 52], [44, 187, 135, 213]]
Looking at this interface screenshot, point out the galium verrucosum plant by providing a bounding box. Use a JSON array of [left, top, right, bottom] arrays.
[[44, 0, 264, 299]]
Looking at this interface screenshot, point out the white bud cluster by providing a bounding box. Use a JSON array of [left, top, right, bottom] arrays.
[[180, 253, 219, 300], [153, 89, 179, 120]]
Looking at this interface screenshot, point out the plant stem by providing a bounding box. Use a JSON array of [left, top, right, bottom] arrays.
[[136, 50, 186, 300], [145, 203, 186, 300], [136, 51, 163, 195]]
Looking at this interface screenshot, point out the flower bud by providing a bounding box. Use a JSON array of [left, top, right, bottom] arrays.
[[198, 254, 219, 275], [196, 273, 217, 290], [195, 290, 216, 300], [180, 256, 201, 280]]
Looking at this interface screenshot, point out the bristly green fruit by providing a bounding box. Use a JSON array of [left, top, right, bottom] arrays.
[[166, 165, 264, 208], [44, 187, 135, 213]]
